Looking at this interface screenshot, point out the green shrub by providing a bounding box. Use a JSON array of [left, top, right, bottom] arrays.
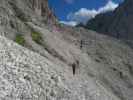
[[15, 34, 25, 46], [31, 32, 43, 45]]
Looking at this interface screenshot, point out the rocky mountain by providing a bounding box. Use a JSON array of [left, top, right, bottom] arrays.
[[86, 0, 133, 41], [0, 0, 57, 39], [0, 0, 133, 100]]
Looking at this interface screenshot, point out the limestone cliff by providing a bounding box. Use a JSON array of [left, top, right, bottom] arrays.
[[0, 0, 56, 39]]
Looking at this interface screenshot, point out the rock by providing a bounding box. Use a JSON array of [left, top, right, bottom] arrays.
[[0, 0, 56, 39], [0, 36, 121, 100], [0, 0, 133, 100], [86, 0, 133, 41]]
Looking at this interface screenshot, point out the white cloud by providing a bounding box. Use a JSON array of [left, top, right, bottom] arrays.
[[67, 8, 98, 24], [66, 1, 118, 25], [60, 21, 77, 26], [98, 1, 118, 13]]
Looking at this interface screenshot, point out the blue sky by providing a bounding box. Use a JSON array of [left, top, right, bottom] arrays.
[[48, 0, 124, 25]]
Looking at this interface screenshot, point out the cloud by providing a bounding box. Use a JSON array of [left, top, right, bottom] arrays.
[[66, 1, 118, 25], [67, 8, 98, 24], [60, 21, 77, 26], [98, 0, 118, 13]]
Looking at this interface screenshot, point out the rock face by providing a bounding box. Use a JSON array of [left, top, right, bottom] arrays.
[[86, 0, 133, 40], [0, 0, 56, 39], [28, 0, 56, 23]]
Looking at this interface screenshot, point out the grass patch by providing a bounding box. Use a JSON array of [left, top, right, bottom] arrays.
[[15, 34, 25, 46], [31, 32, 43, 45]]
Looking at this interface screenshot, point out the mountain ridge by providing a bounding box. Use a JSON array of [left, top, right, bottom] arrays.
[[86, 0, 133, 40]]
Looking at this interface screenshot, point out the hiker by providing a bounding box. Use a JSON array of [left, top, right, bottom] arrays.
[[80, 40, 83, 49], [72, 60, 79, 75], [72, 63, 76, 75]]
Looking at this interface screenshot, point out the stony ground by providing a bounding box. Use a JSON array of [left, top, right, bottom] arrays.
[[1, 23, 133, 100], [0, 35, 121, 100]]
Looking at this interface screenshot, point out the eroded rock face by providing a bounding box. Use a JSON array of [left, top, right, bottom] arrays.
[[25, 0, 56, 23], [0, 0, 56, 39]]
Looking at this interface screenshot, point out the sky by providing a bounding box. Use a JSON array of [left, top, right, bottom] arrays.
[[48, 0, 124, 26]]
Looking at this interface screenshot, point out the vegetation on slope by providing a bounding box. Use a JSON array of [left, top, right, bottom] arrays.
[[31, 31, 43, 45], [15, 34, 25, 46]]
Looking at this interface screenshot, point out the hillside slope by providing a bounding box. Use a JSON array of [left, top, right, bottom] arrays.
[[0, 35, 121, 100], [0, 0, 133, 100], [1, 23, 133, 100]]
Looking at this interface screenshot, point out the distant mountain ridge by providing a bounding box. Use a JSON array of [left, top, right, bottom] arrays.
[[86, 0, 133, 40]]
